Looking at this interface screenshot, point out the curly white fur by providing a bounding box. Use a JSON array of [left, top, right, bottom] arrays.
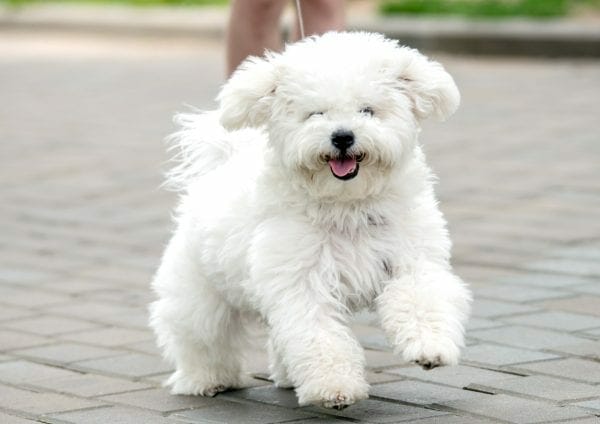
[[149, 31, 471, 409]]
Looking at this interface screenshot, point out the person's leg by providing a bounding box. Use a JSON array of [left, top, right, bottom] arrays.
[[292, 0, 345, 40], [226, 0, 287, 76]]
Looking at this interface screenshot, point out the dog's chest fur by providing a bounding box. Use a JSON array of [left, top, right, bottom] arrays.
[[309, 205, 398, 310]]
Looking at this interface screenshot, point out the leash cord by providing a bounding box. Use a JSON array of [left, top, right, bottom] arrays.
[[295, 0, 305, 39]]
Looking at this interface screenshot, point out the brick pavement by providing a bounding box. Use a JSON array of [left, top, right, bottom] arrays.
[[0, 30, 599, 423]]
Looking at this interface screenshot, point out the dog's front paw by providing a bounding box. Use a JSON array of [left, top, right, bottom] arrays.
[[166, 370, 236, 397], [398, 334, 460, 370], [296, 376, 369, 409]]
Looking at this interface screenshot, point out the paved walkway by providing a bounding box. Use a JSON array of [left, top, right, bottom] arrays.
[[1, 31, 599, 424]]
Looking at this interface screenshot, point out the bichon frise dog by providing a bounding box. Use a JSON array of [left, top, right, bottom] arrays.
[[150, 31, 471, 409]]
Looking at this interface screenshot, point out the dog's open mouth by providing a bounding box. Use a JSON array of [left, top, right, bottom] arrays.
[[326, 153, 365, 181]]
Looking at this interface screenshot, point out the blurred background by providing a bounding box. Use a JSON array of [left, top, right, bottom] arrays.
[[1, 1, 599, 423]]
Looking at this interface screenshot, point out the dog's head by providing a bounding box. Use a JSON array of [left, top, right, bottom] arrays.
[[218, 32, 459, 201]]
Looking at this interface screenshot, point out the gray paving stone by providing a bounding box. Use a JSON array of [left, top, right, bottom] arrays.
[[524, 259, 600, 277], [0, 384, 101, 416], [366, 371, 403, 384], [570, 399, 600, 412], [43, 301, 145, 328], [99, 388, 214, 412], [123, 340, 162, 356], [0, 329, 50, 351], [0, 360, 81, 385], [224, 386, 300, 408], [143, 372, 173, 386], [365, 348, 404, 369], [547, 340, 600, 360], [385, 365, 512, 389], [353, 325, 390, 351], [540, 295, 600, 317], [467, 375, 599, 401], [370, 379, 490, 405], [2, 315, 102, 336], [462, 343, 560, 365], [0, 287, 71, 308], [73, 353, 172, 378], [285, 419, 355, 424], [469, 325, 590, 349], [465, 317, 503, 331], [495, 273, 597, 289], [515, 358, 600, 383], [0, 305, 36, 322], [443, 393, 590, 423], [34, 278, 112, 296], [0, 268, 53, 285], [547, 244, 600, 261], [62, 327, 153, 347], [11, 342, 123, 364], [174, 399, 317, 423], [402, 415, 495, 424], [0, 412, 37, 424], [307, 398, 447, 423], [31, 373, 152, 397], [474, 284, 568, 303], [471, 299, 540, 318], [45, 406, 180, 424], [571, 281, 600, 296], [501, 311, 600, 331], [552, 417, 600, 424]]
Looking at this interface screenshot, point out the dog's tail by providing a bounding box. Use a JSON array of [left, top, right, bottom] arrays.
[[164, 111, 234, 191]]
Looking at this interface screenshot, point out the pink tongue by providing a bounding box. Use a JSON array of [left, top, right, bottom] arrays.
[[329, 157, 357, 177]]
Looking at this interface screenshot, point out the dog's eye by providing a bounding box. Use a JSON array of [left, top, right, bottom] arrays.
[[307, 111, 324, 119], [360, 107, 374, 117]]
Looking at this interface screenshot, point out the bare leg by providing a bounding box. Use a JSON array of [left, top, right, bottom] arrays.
[[226, 0, 346, 76], [292, 0, 346, 41], [226, 0, 286, 76]]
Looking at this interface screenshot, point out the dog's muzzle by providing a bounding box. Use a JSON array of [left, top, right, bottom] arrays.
[[327, 129, 365, 180], [325, 152, 365, 180]]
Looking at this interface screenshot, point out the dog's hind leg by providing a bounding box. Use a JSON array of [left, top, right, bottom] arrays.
[[149, 234, 245, 396]]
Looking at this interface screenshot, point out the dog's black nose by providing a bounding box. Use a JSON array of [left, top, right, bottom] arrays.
[[331, 129, 355, 150]]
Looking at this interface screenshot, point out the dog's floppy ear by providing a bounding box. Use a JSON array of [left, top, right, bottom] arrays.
[[396, 47, 460, 121], [218, 54, 277, 130]]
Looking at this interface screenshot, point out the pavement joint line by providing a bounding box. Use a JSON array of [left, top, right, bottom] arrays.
[[427, 403, 511, 424], [456, 259, 600, 278], [458, 363, 531, 377], [542, 348, 600, 360], [504, 367, 600, 385], [0, 381, 114, 410], [5, 341, 149, 361], [466, 384, 600, 405]]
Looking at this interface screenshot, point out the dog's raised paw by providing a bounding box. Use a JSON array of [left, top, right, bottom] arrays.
[[203, 384, 228, 397], [399, 334, 460, 370], [167, 371, 231, 397], [322, 391, 354, 409], [297, 376, 369, 409], [415, 356, 441, 370]]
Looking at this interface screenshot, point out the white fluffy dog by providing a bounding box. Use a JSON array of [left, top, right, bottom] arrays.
[[150, 31, 471, 409]]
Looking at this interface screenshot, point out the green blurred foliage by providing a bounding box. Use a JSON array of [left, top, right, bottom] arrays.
[[380, 0, 600, 18]]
